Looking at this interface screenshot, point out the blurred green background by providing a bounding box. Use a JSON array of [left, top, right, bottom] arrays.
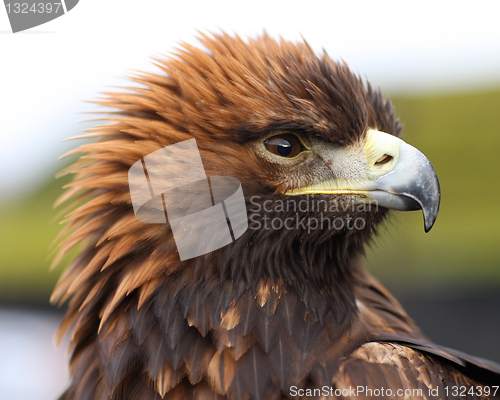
[[1, 88, 499, 302]]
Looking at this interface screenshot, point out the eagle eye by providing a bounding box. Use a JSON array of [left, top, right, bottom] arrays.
[[263, 134, 306, 158]]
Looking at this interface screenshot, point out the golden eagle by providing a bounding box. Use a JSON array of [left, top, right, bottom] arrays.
[[52, 33, 500, 399]]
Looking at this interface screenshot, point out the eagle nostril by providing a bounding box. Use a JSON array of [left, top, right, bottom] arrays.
[[375, 154, 394, 166]]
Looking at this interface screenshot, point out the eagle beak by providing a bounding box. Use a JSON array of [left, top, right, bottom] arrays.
[[285, 129, 441, 232], [362, 130, 441, 232]]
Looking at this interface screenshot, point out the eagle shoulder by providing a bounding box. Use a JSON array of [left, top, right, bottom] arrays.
[[335, 342, 499, 400]]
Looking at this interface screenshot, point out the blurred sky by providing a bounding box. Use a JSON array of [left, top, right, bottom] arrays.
[[1, 0, 500, 201]]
